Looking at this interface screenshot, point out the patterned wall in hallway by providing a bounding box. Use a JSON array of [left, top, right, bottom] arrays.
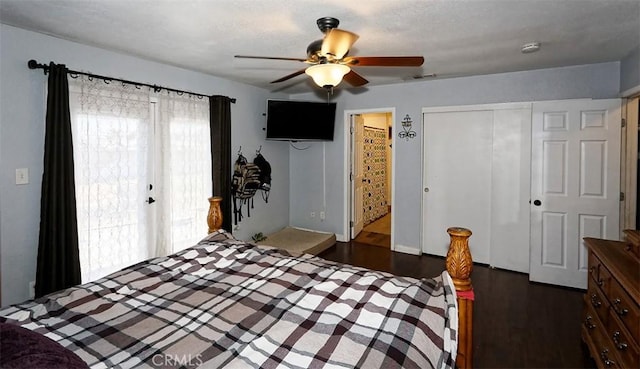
[[363, 127, 388, 225]]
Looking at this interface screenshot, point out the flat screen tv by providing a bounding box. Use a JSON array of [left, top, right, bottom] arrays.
[[266, 99, 336, 141]]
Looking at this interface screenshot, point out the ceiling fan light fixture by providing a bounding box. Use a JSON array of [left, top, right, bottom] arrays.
[[305, 63, 350, 88]]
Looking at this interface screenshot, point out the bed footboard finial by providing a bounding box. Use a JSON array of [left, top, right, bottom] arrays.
[[208, 197, 223, 233], [446, 227, 473, 291]]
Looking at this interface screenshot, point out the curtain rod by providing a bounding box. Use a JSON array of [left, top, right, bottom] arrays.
[[27, 59, 236, 103]]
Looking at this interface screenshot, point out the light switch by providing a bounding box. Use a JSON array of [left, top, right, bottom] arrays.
[[15, 168, 29, 185]]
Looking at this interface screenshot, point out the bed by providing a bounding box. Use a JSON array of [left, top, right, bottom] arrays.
[[0, 199, 474, 369]]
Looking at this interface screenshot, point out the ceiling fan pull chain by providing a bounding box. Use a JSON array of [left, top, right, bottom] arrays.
[[326, 86, 335, 101]]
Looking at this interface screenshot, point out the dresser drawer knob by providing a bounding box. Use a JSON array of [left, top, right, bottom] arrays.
[[612, 331, 628, 351], [584, 315, 596, 330], [590, 294, 602, 308], [612, 298, 629, 316], [596, 278, 604, 287], [600, 349, 616, 367]]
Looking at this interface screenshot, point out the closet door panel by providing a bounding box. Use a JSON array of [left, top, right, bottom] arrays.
[[422, 110, 493, 263], [490, 108, 532, 273]]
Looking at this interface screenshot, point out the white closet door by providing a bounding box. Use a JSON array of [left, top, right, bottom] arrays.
[[490, 108, 532, 273], [422, 110, 493, 263]]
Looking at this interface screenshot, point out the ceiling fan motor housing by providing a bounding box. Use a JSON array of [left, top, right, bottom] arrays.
[[306, 39, 323, 60], [308, 17, 341, 61]]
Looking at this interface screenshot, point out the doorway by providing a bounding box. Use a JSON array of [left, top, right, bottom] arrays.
[[347, 110, 394, 249]]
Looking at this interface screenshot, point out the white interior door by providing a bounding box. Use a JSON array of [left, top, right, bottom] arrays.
[[422, 110, 493, 263], [530, 99, 621, 289], [351, 114, 365, 238], [622, 97, 639, 230]]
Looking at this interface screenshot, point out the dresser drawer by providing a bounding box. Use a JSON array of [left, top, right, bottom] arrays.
[[623, 229, 640, 259], [583, 321, 621, 369], [609, 279, 640, 343], [589, 253, 612, 295], [586, 322, 622, 369], [606, 310, 640, 369], [583, 300, 603, 335], [583, 297, 622, 369], [587, 279, 611, 326]]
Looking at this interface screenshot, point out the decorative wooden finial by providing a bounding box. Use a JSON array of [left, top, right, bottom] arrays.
[[207, 197, 223, 233], [446, 227, 473, 291]]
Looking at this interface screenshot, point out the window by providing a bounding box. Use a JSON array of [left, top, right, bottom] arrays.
[[69, 76, 211, 282]]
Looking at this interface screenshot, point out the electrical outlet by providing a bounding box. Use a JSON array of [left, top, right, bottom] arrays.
[[310, 211, 316, 218], [320, 211, 326, 220], [28, 281, 35, 299]]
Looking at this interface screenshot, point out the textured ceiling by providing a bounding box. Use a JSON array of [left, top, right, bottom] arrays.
[[1, 0, 638, 94]]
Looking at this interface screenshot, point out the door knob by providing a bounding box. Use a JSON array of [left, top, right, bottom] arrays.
[[533, 199, 542, 206]]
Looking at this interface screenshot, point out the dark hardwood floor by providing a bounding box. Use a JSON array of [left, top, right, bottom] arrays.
[[318, 241, 597, 369]]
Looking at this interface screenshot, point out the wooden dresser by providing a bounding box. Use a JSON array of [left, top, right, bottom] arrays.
[[582, 234, 640, 369]]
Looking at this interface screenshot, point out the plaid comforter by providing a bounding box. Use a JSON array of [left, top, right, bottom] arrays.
[[0, 231, 458, 369]]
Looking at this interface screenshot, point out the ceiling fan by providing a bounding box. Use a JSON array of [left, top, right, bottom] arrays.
[[235, 17, 424, 90]]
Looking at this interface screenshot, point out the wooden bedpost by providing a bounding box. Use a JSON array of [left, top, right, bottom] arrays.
[[446, 227, 474, 369], [207, 197, 223, 233]]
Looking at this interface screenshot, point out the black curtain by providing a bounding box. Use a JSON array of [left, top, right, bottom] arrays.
[[209, 95, 232, 232], [35, 63, 81, 298]]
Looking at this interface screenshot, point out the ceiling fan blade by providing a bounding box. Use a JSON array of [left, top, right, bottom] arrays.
[[344, 56, 424, 67], [321, 29, 359, 59], [270, 69, 307, 83], [235, 55, 308, 62], [343, 70, 369, 87]]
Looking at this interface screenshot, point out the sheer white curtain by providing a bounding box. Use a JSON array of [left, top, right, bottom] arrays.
[[155, 93, 211, 254], [69, 76, 152, 282], [69, 77, 212, 283]]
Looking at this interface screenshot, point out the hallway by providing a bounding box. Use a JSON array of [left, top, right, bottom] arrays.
[[354, 212, 391, 248], [364, 212, 390, 235]]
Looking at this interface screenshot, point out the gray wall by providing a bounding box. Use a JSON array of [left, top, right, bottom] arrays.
[[620, 46, 640, 94], [0, 23, 626, 305], [0, 25, 289, 306], [290, 62, 621, 252]]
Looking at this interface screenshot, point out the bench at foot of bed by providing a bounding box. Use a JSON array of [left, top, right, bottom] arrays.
[[256, 227, 336, 255]]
